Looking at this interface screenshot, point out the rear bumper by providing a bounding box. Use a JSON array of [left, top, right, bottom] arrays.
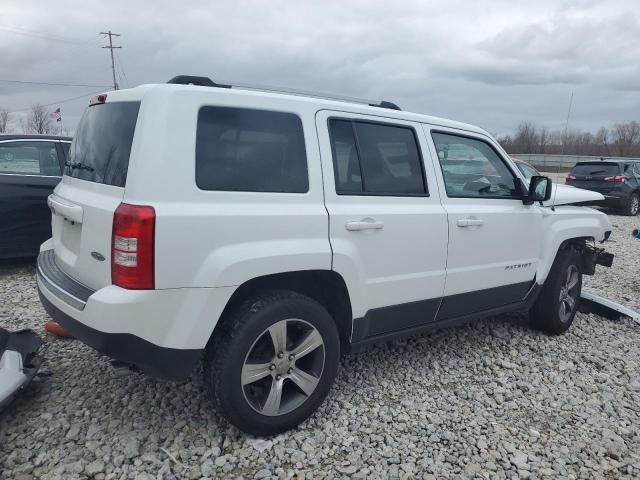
[[567, 185, 627, 207], [38, 290, 200, 381], [601, 195, 626, 208], [36, 249, 236, 382]]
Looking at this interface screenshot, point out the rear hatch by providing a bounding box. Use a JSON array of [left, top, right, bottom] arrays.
[[568, 162, 622, 193], [49, 98, 140, 290]]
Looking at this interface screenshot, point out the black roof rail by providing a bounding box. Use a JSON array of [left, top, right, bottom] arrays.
[[369, 100, 402, 111], [166, 75, 401, 110], [167, 75, 231, 88]]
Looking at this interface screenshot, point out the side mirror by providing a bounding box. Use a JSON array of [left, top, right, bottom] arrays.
[[524, 176, 552, 204]]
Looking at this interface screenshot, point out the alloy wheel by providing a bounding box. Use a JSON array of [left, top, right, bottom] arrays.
[[241, 319, 325, 416], [558, 264, 580, 322]]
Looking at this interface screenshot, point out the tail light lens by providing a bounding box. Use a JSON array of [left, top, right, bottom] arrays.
[[112, 203, 155, 289], [566, 174, 576, 181], [604, 175, 626, 183], [89, 93, 107, 106]]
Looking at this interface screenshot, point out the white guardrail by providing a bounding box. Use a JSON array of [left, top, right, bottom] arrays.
[[512, 154, 640, 170]]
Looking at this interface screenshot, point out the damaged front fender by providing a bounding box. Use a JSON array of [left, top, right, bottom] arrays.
[[0, 329, 44, 408]]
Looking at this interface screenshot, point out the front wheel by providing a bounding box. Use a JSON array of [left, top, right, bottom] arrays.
[[530, 249, 582, 334], [204, 290, 340, 436]]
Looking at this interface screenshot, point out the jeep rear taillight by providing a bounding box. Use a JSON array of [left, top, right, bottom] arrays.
[[604, 175, 626, 183], [566, 174, 576, 181], [112, 203, 155, 289]]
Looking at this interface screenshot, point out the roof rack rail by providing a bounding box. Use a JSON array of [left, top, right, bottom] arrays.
[[166, 75, 401, 110], [167, 75, 231, 88]]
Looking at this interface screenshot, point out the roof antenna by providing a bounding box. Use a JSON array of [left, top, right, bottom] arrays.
[[551, 91, 574, 211]]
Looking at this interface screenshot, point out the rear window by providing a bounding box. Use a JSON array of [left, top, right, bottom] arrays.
[[196, 106, 308, 193], [571, 162, 620, 176], [67, 102, 140, 187]]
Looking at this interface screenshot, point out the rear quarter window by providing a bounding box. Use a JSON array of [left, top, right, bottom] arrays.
[[67, 102, 140, 187], [196, 107, 308, 193]]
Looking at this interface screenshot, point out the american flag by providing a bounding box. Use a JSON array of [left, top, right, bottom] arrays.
[[49, 108, 61, 122]]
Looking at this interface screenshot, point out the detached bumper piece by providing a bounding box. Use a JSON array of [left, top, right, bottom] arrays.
[[0, 329, 44, 407], [580, 289, 640, 323]]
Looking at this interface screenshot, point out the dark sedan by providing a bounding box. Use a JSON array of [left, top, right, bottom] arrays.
[[0, 134, 71, 258]]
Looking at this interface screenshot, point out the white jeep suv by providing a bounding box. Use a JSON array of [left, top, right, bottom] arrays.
[[37, 76, 613, 435]]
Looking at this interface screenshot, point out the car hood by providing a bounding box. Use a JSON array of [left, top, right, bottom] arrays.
[[542, 184, 604, 207]]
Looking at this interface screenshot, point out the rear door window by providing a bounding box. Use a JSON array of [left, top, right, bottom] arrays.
[[196, 107, 308, 193], [328, 119, 427, 195], [67, 102, 140, 187], [0, 141, 61, 176]]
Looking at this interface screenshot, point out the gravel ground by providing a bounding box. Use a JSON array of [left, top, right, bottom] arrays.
[[1, 213, 639, 480]]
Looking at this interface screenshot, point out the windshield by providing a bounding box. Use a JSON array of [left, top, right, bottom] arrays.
[[67, 101, 140, 187]]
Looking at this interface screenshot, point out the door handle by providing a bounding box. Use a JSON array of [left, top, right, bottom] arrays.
[[457, 217, 484, 228], [345, 218, 384, 231]]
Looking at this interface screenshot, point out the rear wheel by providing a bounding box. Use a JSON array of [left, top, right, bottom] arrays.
[[530, 249, 582, 334], [624, 193, 640, 216], [204, 290, 340, 435]]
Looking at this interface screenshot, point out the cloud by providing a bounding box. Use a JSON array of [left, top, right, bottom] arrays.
[[0, 0, 639, 135]]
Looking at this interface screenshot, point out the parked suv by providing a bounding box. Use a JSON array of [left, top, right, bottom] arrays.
[[37, 77, 613, 435], [566, 160, 640, 215]]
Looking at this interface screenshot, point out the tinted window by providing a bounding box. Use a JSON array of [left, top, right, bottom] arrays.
[[196, 107, 308, 193], [329, 119, 426, 195], [571, 163, 620, 176], [0, 141, 61, 176], [68, 102, 140, 187], [329, 120, 362, 193], [60, 142, 70, 163], [432, 132, 518, 198]]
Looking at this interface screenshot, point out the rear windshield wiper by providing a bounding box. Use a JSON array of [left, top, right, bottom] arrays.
[[65, 161, 95, 172]]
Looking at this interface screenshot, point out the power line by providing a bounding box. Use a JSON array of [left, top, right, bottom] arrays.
[[0, 24, 99, 48], [8, 89, 106, 114], [100, 30, 122, 90], [0, 79, 110, 88], [114, 49, 129, 86]]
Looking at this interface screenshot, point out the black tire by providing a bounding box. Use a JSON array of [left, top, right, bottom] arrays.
[[204, 290, 340, 436], [624, 193, 640, 216], [530, 249, 582, 335]]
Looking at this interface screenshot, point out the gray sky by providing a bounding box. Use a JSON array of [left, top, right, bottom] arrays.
[[1, 0, 639, 136]]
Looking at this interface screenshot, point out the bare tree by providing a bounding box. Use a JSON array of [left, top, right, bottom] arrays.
[[538, 127, 549, 154], [512, 121, 540, 153], [499, 120, 640, 157], [25, 104, 53, 134], [0, 108, 10, 133], [611, 121, 640, 157], [595, 127, 610, 156]]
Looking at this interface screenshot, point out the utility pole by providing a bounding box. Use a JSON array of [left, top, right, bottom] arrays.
[[100, 30, 121, 90]]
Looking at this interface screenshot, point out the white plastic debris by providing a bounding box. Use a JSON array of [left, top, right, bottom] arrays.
[[581, 288, 640, 324]]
